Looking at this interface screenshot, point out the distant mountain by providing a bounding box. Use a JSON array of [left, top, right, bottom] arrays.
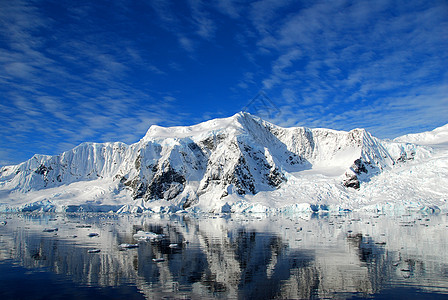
[[1, 113, 446, 213], [395, 123, 448, 145]]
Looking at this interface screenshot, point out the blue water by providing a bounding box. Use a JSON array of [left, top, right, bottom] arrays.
[[0, 212, 447, 299], [0, 260, 145, 299]]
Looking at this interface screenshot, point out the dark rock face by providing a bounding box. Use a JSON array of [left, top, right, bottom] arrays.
[[35, 164, 52, 176], [343, 175, 360, 189], [228, 156, 256, 195], [196, 136, 288, 199], [352, 159, 368, 175], [182, 195, 198, 209], [34, 164, 53, 186], [146, 163, 186, 200], [343, 158, 370, 189], [124, 177, 147, 199], [396, 151, 415, 163], [125, 162, 186, 201]]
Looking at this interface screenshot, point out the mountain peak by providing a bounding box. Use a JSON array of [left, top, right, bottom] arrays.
[[141, 112, 259, 141]]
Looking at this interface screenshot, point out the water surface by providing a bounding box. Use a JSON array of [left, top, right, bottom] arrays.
[[0, 212, 447, 299]]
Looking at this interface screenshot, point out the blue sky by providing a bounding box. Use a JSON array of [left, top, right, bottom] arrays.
[[1, 0, 447, 166]]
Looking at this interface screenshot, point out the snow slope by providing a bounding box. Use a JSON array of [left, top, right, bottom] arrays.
[[0, 112, 446, 213], [395, 123, 448, 146]]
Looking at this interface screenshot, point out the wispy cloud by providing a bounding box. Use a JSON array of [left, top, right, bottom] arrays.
[[1, 0, 447, 167], [188, 0, 216, 39], [215, 0, 241, 19], [0, 1, 192, 165], [178, 36, 195, 52], [149, 0, 217, 52], [245, 0, 448, 136]]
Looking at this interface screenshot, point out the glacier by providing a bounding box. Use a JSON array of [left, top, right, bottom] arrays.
[[0, 112, 447, 213]]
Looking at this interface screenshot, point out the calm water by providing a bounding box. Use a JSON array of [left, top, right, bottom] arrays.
[[0, 211, 447, 299]]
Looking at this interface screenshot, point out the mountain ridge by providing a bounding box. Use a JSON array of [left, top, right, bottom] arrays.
[[1, 112, 446, 213]]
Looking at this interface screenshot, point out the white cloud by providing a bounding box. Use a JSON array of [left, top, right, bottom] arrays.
[[188, 0, 216, 39], [215, 0, 241, 19], [148, 0, 177, 26], [178, 36, 195, 52], [0, 1, 196, 166], [247, 0, 448, 135], [262, 48, 302, 89], [1, 0, 447, 166]]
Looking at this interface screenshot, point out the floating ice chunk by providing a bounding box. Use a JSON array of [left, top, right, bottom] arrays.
[[152, 258, 165, 262], [87, 249, 101, 253], [88, 232, 99, 237], [133, 230, 164, 241], [43, 228, 58, 232], [76, 225, 92, 228], [401, 268, 411, 272], [119, 243, 139, 249]]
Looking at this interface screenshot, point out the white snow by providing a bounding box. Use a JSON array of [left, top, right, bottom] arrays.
[[395, 123, 448, 146], [0, 112, 447, 214], [142, 112, 244, 140]]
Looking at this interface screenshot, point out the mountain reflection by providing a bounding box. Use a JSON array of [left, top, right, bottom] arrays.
[[0, 212, 447, 299]]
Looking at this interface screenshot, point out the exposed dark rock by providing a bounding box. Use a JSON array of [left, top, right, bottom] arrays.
[[124, 177, 147, 199], [343, 175, 360, 189], [199, 134, 227, 151], [352, 159, 368, 175], [199, 136, 215, 150], [145, 162, 186, 201], [287, 153, 302, 165], [396, 151, 415, 163], [266, 167, 285, 188], [35, 164, 52, 176], [134, 154, 141, 170], [183, 195, 198, 209], [231, 156, 256, 195], [188, 142, 202, 153]]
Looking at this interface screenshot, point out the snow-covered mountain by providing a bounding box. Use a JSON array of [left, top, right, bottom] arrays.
[[395, 123, 448, 146], [0, 112, 446, 213]]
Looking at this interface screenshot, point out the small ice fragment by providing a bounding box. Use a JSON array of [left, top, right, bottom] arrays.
[[133, 230, 164, 241], [400, 269, 411, 272], [120, 243, 139, 249], [43, 228, 58, 232], [88, 233, 99, 237], [152, 258, 165, 262], [88, 249, 101, 253]]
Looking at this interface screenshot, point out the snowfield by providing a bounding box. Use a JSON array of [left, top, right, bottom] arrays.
[[0, 112, 447, 214]]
